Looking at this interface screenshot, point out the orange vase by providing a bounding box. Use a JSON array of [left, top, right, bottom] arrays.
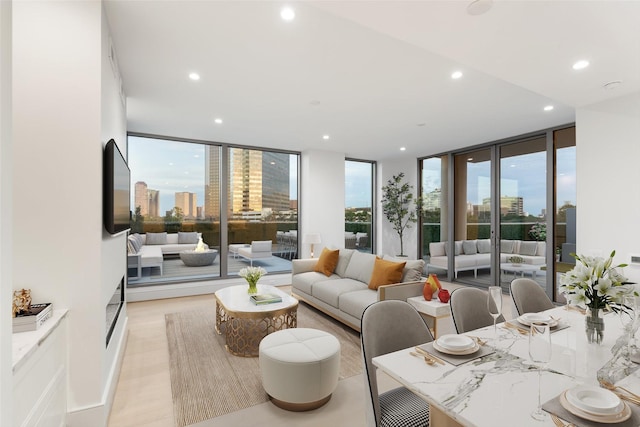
[[423, 281, 433, 301]]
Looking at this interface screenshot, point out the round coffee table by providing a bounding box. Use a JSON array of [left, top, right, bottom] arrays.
[[214, 284, 298, 357], [180, 249, 218, 266]]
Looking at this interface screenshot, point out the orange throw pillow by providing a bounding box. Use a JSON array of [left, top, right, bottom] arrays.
[[314, 248, 340, 277], [368, 258, 406, 290]]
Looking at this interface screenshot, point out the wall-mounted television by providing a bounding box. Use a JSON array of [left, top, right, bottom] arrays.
[[104, 139, 131, 235]]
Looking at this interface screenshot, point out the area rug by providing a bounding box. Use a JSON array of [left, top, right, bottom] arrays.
[[165, 301, 362, 427]]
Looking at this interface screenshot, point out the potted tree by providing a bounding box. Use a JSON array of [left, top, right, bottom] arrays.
[[381, 172, 421, 257]]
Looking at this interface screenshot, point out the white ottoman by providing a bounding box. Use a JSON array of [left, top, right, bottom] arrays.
[[259, 328, 340, 411]]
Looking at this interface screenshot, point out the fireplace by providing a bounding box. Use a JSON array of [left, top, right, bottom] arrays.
[[106, 277, 125, 347]]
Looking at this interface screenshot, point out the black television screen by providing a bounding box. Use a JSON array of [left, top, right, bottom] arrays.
[[104, 139, 131, 235]]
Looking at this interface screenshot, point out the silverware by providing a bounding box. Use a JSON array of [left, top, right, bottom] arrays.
[[414, 346, 445, 365], [410, 351, 436, 366], [504, 322, 528, 335], [599, 379, 640, 405], [469, 336, 487, 346], [551, 413, 566, 427]]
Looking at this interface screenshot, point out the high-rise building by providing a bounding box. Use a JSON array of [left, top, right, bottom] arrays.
[[175, 192, 197, 218], [204, 146, 221, 220], [483, 196, 524, 216], [206, 148, 290, 219], [134, 181, 148, 216], [148, 189, 160, 218], [423, 188, 441, 211]]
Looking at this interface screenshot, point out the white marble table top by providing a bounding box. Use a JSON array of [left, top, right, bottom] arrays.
[[214, 284, 297, 313], [373, 306, 640, 427]]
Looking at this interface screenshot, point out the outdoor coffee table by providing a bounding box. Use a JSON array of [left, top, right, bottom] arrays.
[[214, 284, 298, 357], [500, 263, 542, 279]]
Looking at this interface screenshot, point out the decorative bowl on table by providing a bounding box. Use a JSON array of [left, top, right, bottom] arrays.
[[509, 256, 524, 267]]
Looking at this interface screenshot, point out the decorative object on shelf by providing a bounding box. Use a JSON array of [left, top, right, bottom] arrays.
[[423, 274, 441, 301], [559, 250, 637, 344], [438, 288, 450, 303], [239, 266, 267, 294], [509, 255, 524, 267], [528, 222, 546, 241], [381, 172, 422, 257], [12, 289, 32, 317], [194, 236, 206, 253], [555, 246, 561, 262]]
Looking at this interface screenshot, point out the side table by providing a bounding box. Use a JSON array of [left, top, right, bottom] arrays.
[[407, 296, 451, 338]]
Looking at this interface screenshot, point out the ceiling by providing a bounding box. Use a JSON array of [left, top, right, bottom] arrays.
[[104, 1, 640, 161]]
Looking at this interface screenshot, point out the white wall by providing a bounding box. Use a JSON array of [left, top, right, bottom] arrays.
[[576, 91, 640, 284], [377, 158, 421, 259], [300, 150, 345, 257], [0, 1, 13, 425], [12, 1, 127, 425]]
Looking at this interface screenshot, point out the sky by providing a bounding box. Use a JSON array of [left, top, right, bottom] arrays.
[[129, 136, 575, 216], [422, 147, 576, 216]]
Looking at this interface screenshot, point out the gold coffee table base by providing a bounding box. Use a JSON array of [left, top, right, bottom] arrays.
[[215, 295, 298, 357]]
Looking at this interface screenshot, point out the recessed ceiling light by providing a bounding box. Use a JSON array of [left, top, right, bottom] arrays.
[[467, 157, 473, 161], [451, 71, 463, 79], [281, 7, 295, 21], [310, 100, 321, 106], [417, 123, 426, 127], [572, 60, 589, 70], [214, 118, 223, 124], [400, 147, 406, 151], [188, 72, 200, 81], [322, 135, 330, 140], [543, 105, 554, 111], [467, 0, 493, 16]]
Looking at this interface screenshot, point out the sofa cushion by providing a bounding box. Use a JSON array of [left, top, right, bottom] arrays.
[[477, 239, 491, 254], [518, 241, 538, 256], [128, 235, 141, 253], [339, 290, 378, 320], [292, 271, 336, 295], [314, 248, 340, 277], [312, 279, 368, 308], [368, 258, 406, 290], [138, 245, 163, 267], [429, 242, 445, 257], [382, 255, 425, 282], [343, 251, 377, 284], [146, 232, 167, 245], [178, 232, 198, 244], [335, 249, 354, 277], [445, 241, 462, 256], [500, 240, 515, 254], [536, 241, 546, 256], [132, 233, 144, 247], [462, 240, 477, 255]]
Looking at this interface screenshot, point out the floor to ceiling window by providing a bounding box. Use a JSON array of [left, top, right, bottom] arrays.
[[127, 135, 299, 285], [420, 125, 575, 299], [345, 159, 375, 253]]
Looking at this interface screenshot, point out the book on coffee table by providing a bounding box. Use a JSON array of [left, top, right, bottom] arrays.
[[250, 294, 283, 305], [13, 302, 53, 333]]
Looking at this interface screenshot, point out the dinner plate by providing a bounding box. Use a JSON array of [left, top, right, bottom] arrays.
[[565, 386, 622, 415], [517, 313, 558, 328], [436, 334, 475, 351], [432, 339, 480, 355], [560, 391, 631, 423]]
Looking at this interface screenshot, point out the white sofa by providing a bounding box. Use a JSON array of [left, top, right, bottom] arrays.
[[127, 232, 206, 276], [427, 239, 546, 278], [291, 249, 425, 331]]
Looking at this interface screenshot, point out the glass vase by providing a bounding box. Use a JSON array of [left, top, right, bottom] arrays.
[[247, 281, 258, 295], [585, 307, 605, 344]]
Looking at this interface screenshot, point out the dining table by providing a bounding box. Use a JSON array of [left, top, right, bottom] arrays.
[[372, 305, 640, 427]]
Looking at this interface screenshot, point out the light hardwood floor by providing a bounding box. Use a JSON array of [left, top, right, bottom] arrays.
[[107, 283, 516, 427]]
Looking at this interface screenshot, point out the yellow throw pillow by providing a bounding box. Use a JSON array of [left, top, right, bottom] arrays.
[[314, 248, 340, 277], [368, 258, 406, 290]]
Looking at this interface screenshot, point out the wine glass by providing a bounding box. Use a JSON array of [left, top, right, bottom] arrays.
[[529, 322, 552, 421], [488, 286, 503, 338], [620, 295, 638, 356]]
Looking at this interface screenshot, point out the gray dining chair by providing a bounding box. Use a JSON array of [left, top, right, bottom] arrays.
[[361, 300, 432, 427], [450, 287, 505, 334], [510, 278, 555, 316]]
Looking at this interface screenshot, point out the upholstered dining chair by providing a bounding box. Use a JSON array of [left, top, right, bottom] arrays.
[[510, 278, 555, 316], [450, 287, 506, 334], [361, 300, 431, 427]]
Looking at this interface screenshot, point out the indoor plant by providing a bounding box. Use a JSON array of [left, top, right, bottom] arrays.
[[381, 173, 421, 257], [559, 250, 636, 344], [238, 266, 267, 294]]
